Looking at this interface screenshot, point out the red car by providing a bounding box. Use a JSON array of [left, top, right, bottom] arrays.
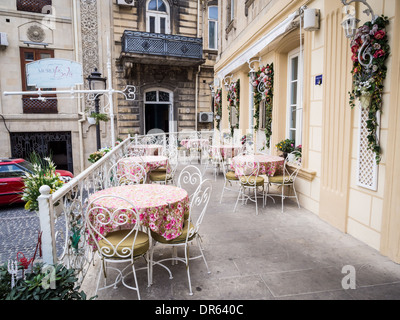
[[0, 158, 74, 206]]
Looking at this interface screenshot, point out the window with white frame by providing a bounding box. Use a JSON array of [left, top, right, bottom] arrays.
[[208, 6, 218, 50], [287, 48, 303, 147], [146, 0, 170, 34]]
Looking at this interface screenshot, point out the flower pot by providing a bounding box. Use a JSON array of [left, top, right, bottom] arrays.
[[87, 117, 96, 125], [360, 94, 372, 109]]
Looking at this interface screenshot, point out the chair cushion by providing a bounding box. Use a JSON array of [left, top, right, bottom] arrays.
[[268, 175, 293, 184], [153, 167, 167, 173], [225, 171, 239, 181], [149, 171, 172, 182], [239, 175, 265, 186], [98, 229, 149, 258], [151, 221, 195, 244]]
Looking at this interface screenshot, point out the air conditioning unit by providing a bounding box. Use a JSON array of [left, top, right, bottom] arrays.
[[198, 112, 214, 123], [0, 33, 9, 48], [117, 0, 135, 6]]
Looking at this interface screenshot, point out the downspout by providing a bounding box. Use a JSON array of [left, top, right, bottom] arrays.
[[73, 0, 85, 172], [195, 0, 201, 131]]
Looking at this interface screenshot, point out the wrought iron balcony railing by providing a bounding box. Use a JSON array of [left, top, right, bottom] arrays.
[[122, 31, 203, 60]]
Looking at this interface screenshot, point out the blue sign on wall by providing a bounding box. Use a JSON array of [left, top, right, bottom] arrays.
[[26, 58, 83, 89]]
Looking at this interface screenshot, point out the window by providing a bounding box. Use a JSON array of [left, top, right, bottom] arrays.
[[208, 6, 218, 50], [286, 49, 303, 146], [17, 0, 52, 14], [147, 0, 170, 34], [20, 47, 57, 113], [0, 164, 25, 178], [227, 0, 235, 23]]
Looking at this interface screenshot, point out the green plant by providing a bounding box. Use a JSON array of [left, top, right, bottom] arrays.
[[250, 63, 274, 147], [276, 139, 296, 154], [227, 79, 240, 135], [89, 112, 109, 124], [0, 262, 90, 300], [88, 146, 112, 163], [214, 88, 222, 130], [348, 15, 390, 164], [22, 153, 65, 212]]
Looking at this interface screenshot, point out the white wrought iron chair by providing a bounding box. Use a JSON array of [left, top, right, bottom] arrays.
[[148, 157, 178, 185], [265, 151, 302, 212], [105, 158, 147, 188], [219, 158, 240, 203], [148, 179, 213, 295], [202, 145, 223, 181], [85, 195, 150, 299], [177, 165, 203, 200], [233, 159, 265, 215]]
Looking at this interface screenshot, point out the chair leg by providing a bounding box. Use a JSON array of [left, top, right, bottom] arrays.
[[185, 245, 193, 296], [293, 184, 300, 208], [233, 186, 242, 212], [254, 187, 258, 216], [220, 181, 226, 203], [131, 264, 141, 300], [196, 237, 211, 274]]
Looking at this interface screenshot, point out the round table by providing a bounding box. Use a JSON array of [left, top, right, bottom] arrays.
[[128, 144, 163, 156], [180, 139, 209, 149], [88, 184, 189, 242], [211, 144, 242, 159], [230, 154, 284, 177], [119, 155, 169, 174]]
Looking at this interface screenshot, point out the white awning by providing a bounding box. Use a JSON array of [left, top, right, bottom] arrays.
[[217, 10, 299, 80]]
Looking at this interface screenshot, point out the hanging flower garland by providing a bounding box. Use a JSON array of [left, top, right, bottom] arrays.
[[251, 63, 274, 146], [349, 15, 390, 164], [214, 88, 222, 130], [227, 79, 240, 135]]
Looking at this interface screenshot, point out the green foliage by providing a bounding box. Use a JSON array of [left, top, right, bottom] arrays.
[[227, 79, 240, 135], [0, 262, 91, 300], [88, 146, 112, 163], [214, 88, 222, 130], [21, 153, 65, 212], [349, 15, 390, 164], [89, 112, 109, 124]]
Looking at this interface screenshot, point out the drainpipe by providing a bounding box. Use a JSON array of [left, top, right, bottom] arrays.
[[195, 0, 201, 131], [73, 0, 85, 172]]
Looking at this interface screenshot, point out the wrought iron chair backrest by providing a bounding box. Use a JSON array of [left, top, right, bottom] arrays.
[[106, 159, 147, 187], [177, 165, 203, 199], [282, 151, 302, 183], [238, 159, 260, 187], [86, 195, 142, 259], [186, 179, 213, 241]]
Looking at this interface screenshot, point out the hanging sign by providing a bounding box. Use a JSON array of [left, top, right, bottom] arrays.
[[26, 58, 83, 89]]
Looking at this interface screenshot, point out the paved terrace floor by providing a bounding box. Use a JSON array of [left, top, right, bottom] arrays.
[[81, 163, 400, 301]]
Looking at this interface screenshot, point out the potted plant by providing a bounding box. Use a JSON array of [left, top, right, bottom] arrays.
[[87, 112, 109, 125], [22, 154, 65, 213], [88, 146, 112, 163]]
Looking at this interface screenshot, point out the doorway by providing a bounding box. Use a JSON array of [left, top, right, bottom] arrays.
[[145, 104, 170, 133], [144, 89, 174, 134]]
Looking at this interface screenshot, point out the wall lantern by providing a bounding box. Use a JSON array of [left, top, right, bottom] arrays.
[[247, 57, 261, 82], [223, 74, 234, 91], [341, 0, 377, 39]]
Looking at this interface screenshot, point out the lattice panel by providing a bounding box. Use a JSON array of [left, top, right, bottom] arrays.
[[357, 106, 378, 191], [22, 97, 58, 113], [17, 0, 52, 13]]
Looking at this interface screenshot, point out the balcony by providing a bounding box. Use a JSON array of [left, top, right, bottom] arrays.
[[121, 31, 205, 67]]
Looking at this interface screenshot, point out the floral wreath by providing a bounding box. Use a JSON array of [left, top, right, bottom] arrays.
[[214, 88, 222, 130], [349, 15, 390, 164], [251, 63, 274, 147], [227, 79, 240, 135]]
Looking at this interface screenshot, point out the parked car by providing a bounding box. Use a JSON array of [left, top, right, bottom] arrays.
[[0, 158, 73, 206]]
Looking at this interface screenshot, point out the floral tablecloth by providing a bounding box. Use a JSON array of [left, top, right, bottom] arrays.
[[118, 156, 170, 175], [230, 154, 284, 177], [88, 184, 189, 244], [180, 139, 209, 149], [211, 145, 242, 159], [128, 144, 163, 156]]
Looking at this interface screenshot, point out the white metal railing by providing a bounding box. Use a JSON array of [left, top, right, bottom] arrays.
[[36, 129, 265, 283]]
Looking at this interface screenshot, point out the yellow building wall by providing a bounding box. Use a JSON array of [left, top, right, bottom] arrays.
[[214, 0, 400, 261]]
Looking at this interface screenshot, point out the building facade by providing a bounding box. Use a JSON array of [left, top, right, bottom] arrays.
[[214, 0, 400, 263], [0, 0, 217, 173]]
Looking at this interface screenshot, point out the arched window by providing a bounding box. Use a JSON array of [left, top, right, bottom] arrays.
[[146, 0, 170, 34]]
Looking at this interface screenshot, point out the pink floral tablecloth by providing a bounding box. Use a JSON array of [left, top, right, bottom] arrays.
[[88, 184, 189, 243], [211, 145, 242, 159], [230, 154, 284, 177], [128, 144, 163, 156], [180, 139, 209, 149], [118, 156, 170, 174]]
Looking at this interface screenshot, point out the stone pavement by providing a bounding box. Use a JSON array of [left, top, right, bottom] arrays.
[[80, 165, 400, 301]]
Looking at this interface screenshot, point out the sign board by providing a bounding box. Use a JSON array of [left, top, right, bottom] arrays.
[[26, 58, 83, 89]]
